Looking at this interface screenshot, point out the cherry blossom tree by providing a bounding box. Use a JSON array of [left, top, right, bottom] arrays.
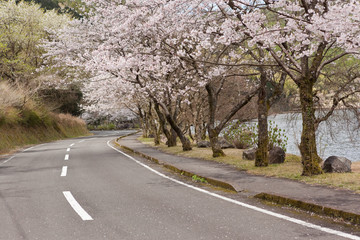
[[44, 0, 360, 175], [45, 0, 198, 150], [144, 0, 260, 157], [222, 0, 360, 175], [44, 0, 270, 157]]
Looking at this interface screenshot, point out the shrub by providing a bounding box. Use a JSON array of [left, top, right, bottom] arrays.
[[267, 120, 288, 151], [0, 112, 5, 127], [223, 120, 288, 152], [21, 109, 42, 127], [224, 122, 256, 149]]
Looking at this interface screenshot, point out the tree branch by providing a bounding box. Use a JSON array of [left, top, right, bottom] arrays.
[[267, 48, 298, 83], [317, 52, 353, 76], [215, 87, 259, 132]]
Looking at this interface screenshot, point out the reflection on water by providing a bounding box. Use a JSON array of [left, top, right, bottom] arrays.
[[266, 111, 360, 162]]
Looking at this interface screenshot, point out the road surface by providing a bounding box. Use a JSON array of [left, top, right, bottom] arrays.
[[0, 130, 359, 239]]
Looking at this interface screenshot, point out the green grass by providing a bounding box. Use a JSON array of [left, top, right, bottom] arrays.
[[87, 123, 116, 130], [138, 137, 360, 193]]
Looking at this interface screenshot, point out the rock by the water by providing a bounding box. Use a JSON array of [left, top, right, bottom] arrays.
[[269, 147, 285, 164], [243, 148, 256, 160], [218, 138, 235, 149], [197, 141, 211, 148], [323, 156, 352, 173]]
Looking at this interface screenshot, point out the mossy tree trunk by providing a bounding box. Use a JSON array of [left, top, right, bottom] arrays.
[[208, 128, 225, 157], [265, 44, 326, 176], [153, 128, 161, 145], [255, 69, 286, 167], [137, 104, 151, 138], [255, 70, 269, 167], [169, 128, 177, 147], [158, 101, 192, 151], [195, 121, 207, 143], [151, 115, 161, 146], [298, 79, 323, 176], [154, 101, 176, 147], [205, 82, 225, 157], [147, 102, 161, 145]]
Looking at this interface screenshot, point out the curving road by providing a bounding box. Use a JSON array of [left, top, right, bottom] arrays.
[[0, 130, 358, 240]]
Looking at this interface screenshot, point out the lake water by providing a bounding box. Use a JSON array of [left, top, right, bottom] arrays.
[[263, 111, 360, 162]]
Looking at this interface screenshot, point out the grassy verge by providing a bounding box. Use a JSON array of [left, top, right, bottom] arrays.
[[0, 113, 90, 154], [138, 137, 360, 193]]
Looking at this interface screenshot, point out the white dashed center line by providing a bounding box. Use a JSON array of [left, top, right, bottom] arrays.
[[66, 148, 71, 152], [61, 166, 68, 177], [63, 191, 93, 221], [64, 154, 69, 161]]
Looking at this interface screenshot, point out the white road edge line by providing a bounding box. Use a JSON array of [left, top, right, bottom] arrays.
[[61, 166, 68, 177], [1, 156, 15, 166], [23, 146, 35, 152], [64, 154, 69, 161], [0, 144, 45, 166], [107, 141, 360, 240], [63, 191, 93, 221], [66, 148, 71, 152]]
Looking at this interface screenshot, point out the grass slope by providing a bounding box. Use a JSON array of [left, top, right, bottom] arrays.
[[0, 113, 90, 154]]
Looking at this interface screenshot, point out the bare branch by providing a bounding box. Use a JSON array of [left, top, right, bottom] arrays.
[[188, 59, 278, 67], [317, 52, 353, 76], [278, 43, 302, 71], [215, 86, 259, 132], [267, 48, 298, 83]]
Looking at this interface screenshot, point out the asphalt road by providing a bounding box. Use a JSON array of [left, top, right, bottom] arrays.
[[0, 130, 359, 240]]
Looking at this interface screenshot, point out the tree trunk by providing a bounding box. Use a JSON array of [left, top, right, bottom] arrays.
[[298, 80, 323, 176], [154, 102, 175, 147], [205, 83, 225, 157], [169, 128, 177, 147], [188, 125, 194, 142], [208, 127, 225, 157], [140, 119, 148, 138], [165, 114, 191, 151], [153, 121, 161, 145], [137, 106, 149, 138], [195, 121, 206, 143], [155, 124, 162, 145], [255, 71, 269, 167], [147, 103, 160, 145], [201, 122, 207, 140], [143, 110, 153, 138], [157, 101, 192, 151], [154, 133, 160, 145]]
